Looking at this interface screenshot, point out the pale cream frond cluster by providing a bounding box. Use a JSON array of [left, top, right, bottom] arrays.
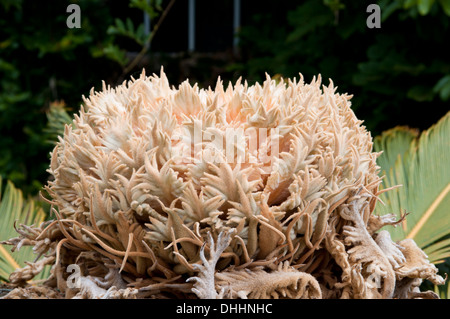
[[1, 69, 444, 299]]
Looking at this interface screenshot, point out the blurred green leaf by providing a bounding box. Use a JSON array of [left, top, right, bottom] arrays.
[[433, 75, 450, 100], [115, 18, 126, 33], [0, 0, 22, 11], [130, 0, 163, 18], [406, 85, 434, 101], [388, 0, 450, 15], [286, 2, 333, 42], [107, 18, 147, 46], [380, 0, 403, 21], [103, 44, 129, 67], [417, 0, 436, 15], [439, 0, 450, 15], [403, 0, 418, 9]]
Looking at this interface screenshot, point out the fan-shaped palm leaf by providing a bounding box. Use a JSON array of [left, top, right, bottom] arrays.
[[0, 177, 49, 282], [374, 111, 450, 265]]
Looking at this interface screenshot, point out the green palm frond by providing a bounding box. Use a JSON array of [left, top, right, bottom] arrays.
[[374, 111, 450, 264], [0, 177, 49, 282], [43, 100, 73, 145]]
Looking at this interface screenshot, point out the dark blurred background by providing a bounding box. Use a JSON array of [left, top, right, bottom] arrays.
[[0, 0, 449, 195]]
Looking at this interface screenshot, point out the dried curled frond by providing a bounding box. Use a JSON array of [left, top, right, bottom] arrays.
[[367, 212, 407, 235], [1, 220, 59, 257], [1, 285, 63, 299], [375, 230, 406, 270], [8, 256, 55, 286], [70, 276, 138, 299], [324, 224, 353, 298], [188, 230, 233, 299], [216, 262, 322, 299], [395, 239, 445, 285], [339, 191, 396, 298]]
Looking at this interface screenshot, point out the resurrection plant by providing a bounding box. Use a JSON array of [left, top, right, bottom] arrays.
[[1, 69, 445, 299]]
